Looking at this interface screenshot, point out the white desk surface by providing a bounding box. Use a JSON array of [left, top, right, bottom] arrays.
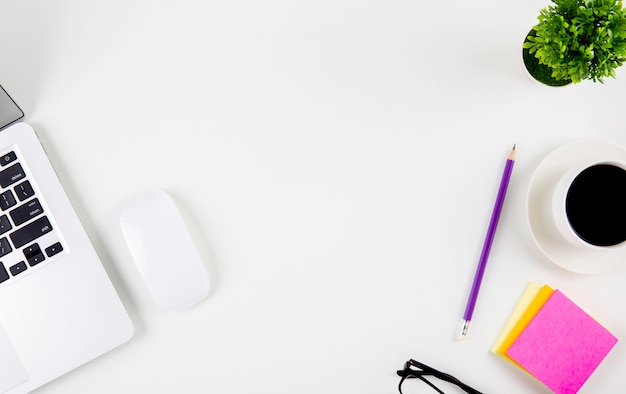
[[2, 1, 626, 393]]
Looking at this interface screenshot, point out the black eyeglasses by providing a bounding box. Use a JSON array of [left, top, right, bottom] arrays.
[[397, 359, 482, 394]]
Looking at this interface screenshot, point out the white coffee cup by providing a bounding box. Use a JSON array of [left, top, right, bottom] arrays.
[[552, 160, 626, 251]]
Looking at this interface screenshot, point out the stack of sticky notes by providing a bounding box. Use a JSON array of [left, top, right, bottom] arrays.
[[492, 282, 618, 394]]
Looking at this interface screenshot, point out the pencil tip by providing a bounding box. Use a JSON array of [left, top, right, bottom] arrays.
[[508, 144, 516, 161]]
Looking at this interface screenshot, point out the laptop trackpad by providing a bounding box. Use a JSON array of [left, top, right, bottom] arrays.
[[0, 321, 28, 393]]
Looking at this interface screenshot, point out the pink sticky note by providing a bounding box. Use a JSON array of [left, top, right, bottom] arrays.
[[505, 290, 618, 394]]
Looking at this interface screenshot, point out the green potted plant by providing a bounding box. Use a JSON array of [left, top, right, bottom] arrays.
[[523, 0, 626, 86]]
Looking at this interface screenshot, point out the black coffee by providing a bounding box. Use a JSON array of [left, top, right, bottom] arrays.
[[565, 164, 626, 247]]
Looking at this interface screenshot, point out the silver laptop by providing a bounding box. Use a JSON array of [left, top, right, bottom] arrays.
[[0, 85, 133, 393]]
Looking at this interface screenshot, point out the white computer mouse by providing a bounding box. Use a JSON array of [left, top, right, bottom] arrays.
[[120, 190, 210, 310]]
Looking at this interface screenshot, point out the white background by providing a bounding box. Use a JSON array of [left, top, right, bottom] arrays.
[[2, 0, 626, 393]]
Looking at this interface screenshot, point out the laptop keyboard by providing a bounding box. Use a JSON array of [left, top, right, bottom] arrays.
[[0, 149, 64, 285]]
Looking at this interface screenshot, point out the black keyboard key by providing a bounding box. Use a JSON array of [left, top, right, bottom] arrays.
[[14, 180, 34, 201], [23, 243, 40, 257], [10, 216, 53, 249], [0, 238, 11, 258], [10, 198, 43, 226], [0, 190, 16, 211], [0, 163, 26, 188], [0, 152, 17, 167], [24, 243, 46, 266], [9, 261, 27, 276], [28, 255, 44, 267], [0, 215, 11, 235], [0, 263, 8, 283], [45, 242, 63, 258]]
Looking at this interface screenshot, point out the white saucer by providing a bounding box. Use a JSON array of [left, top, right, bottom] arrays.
[[526, 140, 626, 274]]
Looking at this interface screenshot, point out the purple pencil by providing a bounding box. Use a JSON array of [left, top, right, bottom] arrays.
[[459, 145, 515, 339]]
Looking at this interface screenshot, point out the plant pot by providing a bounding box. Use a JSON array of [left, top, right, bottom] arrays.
[[523, 29, 572, 87]]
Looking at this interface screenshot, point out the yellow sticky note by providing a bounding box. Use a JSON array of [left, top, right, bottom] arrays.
[[491, 282, 541, 354], [495, 284, 554, 358]]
